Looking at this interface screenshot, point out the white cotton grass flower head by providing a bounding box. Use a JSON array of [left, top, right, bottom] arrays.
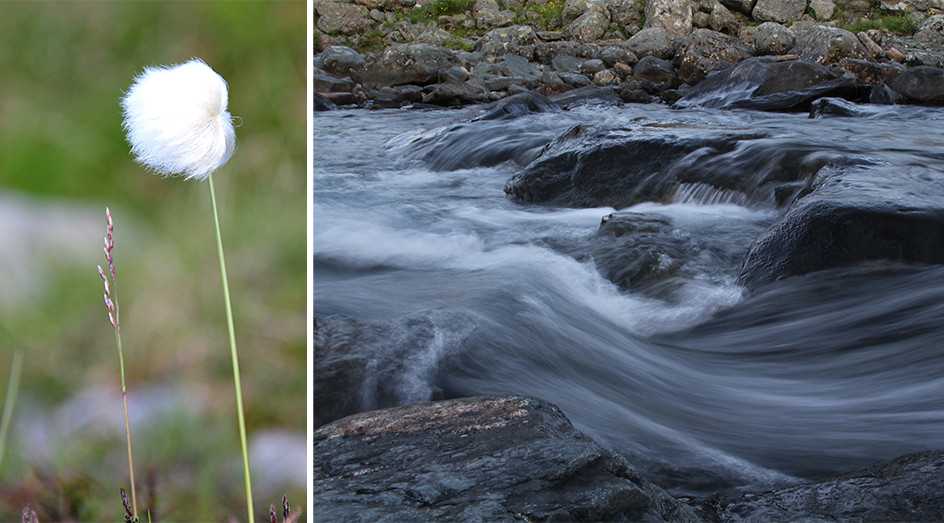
[[121, 58, 236, 181]]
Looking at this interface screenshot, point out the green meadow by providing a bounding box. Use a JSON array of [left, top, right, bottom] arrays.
[[0, 2, 306, 520]]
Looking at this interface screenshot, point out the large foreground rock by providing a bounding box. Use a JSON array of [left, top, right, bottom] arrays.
[[313, 395, 700, 522], [737, 161, 944, 290], [702, 450, 944, 522]]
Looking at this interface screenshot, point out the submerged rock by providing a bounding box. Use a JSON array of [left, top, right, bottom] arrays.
[[474, 91, 560, 120], [675, 57, 850, 110], [504, 125, 757, 208], [737, 161, 944, 290], [313, 395, 700, 522], [701, 450, 944, 522], [548, 84, 621, 108], [392, 114, 557, 171], [729, 77, 862, 112]]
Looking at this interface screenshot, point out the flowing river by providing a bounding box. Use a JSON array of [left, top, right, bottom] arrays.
[[313, 102, 944, 496]]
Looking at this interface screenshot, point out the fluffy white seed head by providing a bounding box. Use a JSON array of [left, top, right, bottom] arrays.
[[121, 58, 236, 181]]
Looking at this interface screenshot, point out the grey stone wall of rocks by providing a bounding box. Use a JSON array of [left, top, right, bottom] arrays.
[[315, 0, 944, 109]]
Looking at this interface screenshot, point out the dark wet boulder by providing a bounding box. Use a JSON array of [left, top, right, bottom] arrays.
[[676, 57, 833, 109], [631, 55, 679, 86], [809, 97, 877, 118], [504, 126, 756, 208], [869, 82, 901, 105], [702, 451, 944, 522], [548, 85, 621, 108], [737, 161, 944, 290], [619, 88, 659, 104], [313, 92, 338, 111], [313, 395, 700, 522], [729, 77, 863, 112], [322, 92, 360, 106], [357, 44, 461, 89], [474, 91, 560, 120], [889, 66, 944, 105]]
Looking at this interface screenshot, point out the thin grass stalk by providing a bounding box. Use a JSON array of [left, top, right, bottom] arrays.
[[207, 173, 254, 522], [0, 350, 24, 473], [116, 328, 138, 518], [101, 207, 137, 518]]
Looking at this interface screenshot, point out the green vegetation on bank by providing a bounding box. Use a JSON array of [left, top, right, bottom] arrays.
[[526, 0, 565, 30], [843, 11, 917, 34], [409, 0, 476, 23]]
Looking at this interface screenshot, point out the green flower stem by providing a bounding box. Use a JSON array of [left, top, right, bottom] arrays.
[[0, 350, 23, 473], [208, 173, 254, 522], [115, 327, 138, 518]]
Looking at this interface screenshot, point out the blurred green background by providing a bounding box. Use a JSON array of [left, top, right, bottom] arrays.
[[0, 1, 306, 521]]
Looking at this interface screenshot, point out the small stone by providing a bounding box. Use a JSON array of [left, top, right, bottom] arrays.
[[809, 0, 836, 20], [593, 68, 620, 85], [856, 31, 884, 58], [614, 62, 633, 77], [580, 58, 607, 75], [888, 47, 905, 63]]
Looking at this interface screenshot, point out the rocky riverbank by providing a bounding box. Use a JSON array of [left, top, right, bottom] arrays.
[[313, 395, 944, 521], [315, 0, 944, 109]]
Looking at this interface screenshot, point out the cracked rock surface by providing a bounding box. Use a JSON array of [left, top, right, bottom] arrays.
[[312, 395, 699, 522]]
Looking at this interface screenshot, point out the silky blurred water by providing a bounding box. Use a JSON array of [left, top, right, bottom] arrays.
[[314, 103, 944, 496]]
